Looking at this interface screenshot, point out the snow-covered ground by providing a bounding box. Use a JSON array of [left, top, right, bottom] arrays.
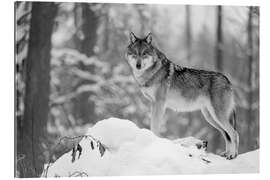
[[43, 118, 259, 177]]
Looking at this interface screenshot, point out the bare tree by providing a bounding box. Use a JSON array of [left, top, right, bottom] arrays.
[[212, 5, 224, 152], [17, 2, 57, 177], [185, 5, 192, 61], [215, 5, 223, 72], [247, 6, 254, 149], [137, 4, 147, 36], [80, 3, 99, 56], [73, 3, 99, 124], [184, 5, 194, 133]]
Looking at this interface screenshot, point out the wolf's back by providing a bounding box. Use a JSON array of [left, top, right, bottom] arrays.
[[171, 67, 232, 91]]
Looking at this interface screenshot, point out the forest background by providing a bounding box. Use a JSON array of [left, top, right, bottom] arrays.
[[15, 2, 259, 177]]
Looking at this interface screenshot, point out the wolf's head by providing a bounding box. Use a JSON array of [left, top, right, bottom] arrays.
[[125, 32, 157, 73]]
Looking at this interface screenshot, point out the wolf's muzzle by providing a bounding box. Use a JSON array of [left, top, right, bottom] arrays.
[[136, 63, 141, 69]]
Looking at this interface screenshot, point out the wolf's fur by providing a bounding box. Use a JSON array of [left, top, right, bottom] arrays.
[[125, 32, 239, 159]]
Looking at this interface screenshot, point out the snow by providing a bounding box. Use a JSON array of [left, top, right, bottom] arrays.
[[43, 118, 259, 177]]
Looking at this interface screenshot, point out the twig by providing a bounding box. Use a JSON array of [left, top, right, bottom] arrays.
[[69, 171, 88, 177], [201, 157, 211, 164], [42, 134, 109, 177]]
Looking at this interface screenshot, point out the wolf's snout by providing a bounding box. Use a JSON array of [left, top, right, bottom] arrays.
[[136, 63, 141, 69]]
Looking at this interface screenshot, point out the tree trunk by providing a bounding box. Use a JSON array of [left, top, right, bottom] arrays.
[[212, 5, 223, 153], [184, 5, 194, 134], [247, 6, 254, 150], [101, 9, 110, 53], [73, 3, 98, 124], [16, 2, 57, 177], [215, 6, 223, 72], [80, 3, 98, 57], [185, 5, 192, 61], [137, 5, 146, 36]]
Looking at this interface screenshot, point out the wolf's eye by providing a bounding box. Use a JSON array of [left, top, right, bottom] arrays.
[[142, 53, 149, 58], [141, 52, 147, 57]]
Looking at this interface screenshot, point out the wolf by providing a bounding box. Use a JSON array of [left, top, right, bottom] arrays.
[[124, 32, 239, 159]]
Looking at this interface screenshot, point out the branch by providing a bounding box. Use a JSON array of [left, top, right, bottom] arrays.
[[43, 134, 109, 177]]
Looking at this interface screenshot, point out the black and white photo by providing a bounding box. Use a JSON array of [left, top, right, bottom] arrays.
[[15, 1, 260, 177]]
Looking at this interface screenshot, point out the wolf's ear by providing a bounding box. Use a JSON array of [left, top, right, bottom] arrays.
[[145, 32, 152, 44], [130, 32, 137, 43]]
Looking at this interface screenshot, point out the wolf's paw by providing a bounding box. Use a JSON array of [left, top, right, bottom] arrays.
[[226, 153, 237, 160], [220, 151, 237, 160], [220, 151, 227, 157]]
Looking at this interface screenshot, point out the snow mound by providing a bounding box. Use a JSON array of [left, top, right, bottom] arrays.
[[44, 118, 259, 177]]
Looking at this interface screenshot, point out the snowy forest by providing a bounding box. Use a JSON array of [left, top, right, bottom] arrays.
[[15, 2, 259, 177]]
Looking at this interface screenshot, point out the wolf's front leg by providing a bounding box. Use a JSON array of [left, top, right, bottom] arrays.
[[150, 100, 165, 137]]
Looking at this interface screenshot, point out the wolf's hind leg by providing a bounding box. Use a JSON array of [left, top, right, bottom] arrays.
[[208, 101, 239, 159], [201, 108, 230, 154], [217, 111, 239, 159]]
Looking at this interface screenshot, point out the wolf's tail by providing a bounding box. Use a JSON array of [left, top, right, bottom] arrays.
[[229, 110, 237, 130]]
